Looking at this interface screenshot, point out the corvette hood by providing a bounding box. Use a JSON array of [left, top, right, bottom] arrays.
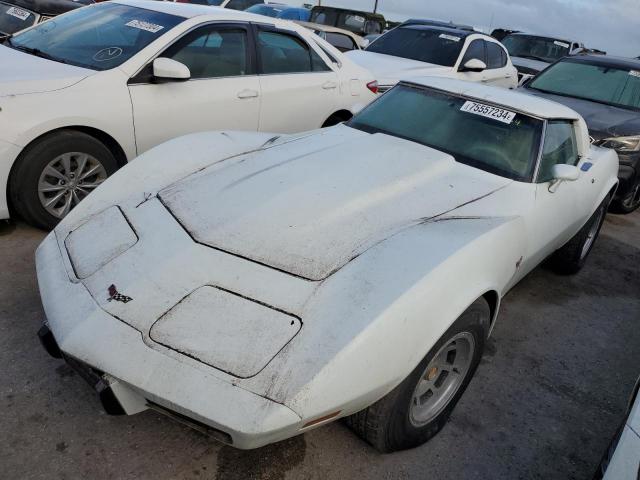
[[158, 126, 511, 281], [0, 44, 94, 97], [345, 50, 451, 85]]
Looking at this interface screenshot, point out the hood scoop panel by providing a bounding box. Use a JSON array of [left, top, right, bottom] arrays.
[[159, 129, 510, 281]]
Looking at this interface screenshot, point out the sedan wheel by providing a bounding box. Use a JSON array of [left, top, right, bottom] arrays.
[[9, 130, 118, 230], [38, 152, 108, 219]]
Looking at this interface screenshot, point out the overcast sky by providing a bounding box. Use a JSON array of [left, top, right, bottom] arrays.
[[297, 0, 639, 57]]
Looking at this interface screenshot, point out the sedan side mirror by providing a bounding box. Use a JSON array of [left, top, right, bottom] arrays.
[[460, 58, 487, 72], [153, 58, 190, 82]]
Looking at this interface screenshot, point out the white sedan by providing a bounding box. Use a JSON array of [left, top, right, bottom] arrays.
[[346, 24, 518, 93], [36, 78, 618, 452], [0, 0, 376, 229]]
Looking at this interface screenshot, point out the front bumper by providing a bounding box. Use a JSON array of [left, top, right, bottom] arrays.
[[36, 232, 303, 449], [0, 138, 21, 220]]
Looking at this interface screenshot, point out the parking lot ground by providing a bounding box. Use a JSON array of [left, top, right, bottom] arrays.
[[1, 211, 639, 480]]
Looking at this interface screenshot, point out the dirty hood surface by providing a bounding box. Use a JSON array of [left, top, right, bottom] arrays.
[[345, 50, 451, 84], [159, 126, 511, 281], [0, 44, 94, 97]]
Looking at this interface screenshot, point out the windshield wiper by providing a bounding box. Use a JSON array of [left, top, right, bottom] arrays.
[[517, 54, 548, 63], [10, 44, 69, 64]]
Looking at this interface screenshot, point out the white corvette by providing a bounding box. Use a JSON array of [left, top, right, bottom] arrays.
[[0, 0, 376, 229], [36, 79, 618, 452]]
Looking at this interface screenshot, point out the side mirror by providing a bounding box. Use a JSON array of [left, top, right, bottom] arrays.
[[361, 38, 370, 48], [460, 58, 487, 72], [552, 163, 580, 182], [153, 58, 190, 82]]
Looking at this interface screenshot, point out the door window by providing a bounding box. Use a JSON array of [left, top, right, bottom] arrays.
[[161, 26, 249, 79], [325, 32, 356, 52], [486, 41, 507, 69], [461, 39, 486, 65], [258, 30, 330, 73], [537, 121, 579, 182]]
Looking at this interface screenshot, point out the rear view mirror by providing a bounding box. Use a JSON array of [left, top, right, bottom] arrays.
[[460, 59, 487, 72], [552, 164, 580, 182], [153, 58, 190, 82]]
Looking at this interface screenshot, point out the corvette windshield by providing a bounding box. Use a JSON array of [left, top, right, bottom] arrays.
[[502, 35, 570, 63], [365, 27, 465, 67], [6, 3, 183, 70], [348, 84, 543, 181]]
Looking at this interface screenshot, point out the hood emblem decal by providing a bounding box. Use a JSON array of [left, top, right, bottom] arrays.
[[107, 284, 133, 304]]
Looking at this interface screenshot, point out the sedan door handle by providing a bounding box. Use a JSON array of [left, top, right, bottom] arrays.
[[322, 81, 338, 90], [237, 89, 259, 99]]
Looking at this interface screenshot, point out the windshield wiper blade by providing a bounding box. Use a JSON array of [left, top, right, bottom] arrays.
[[517, 54, 548, 63], [11, 44, 68, 64]]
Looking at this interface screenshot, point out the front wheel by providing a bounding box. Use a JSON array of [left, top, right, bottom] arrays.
[[345, 298, 490, 453], [9, 130, 118, 230], [610, 180, 640, 214]]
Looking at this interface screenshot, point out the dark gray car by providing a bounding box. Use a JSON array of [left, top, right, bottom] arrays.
[[523, 55, 640, 213]]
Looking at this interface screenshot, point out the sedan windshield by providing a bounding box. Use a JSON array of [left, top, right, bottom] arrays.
[[502, 35, 570, 63], [7, 3, 183, 70], [365, 27, 465, 67], [0, 1, 36, 35], [527, 60, 640, 111], [348, 84, 543, 181]]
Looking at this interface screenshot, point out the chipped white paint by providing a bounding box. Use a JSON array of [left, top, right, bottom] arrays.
[[37, 81, 619, 449], [0, 0, 376, 222]]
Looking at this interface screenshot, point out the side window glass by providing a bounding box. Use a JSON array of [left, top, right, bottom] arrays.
[[325, 32, 355, 52], [461, 39, 485, 65], [162, 27, 248, 79], [310, 46, 331, 71], [537, 121, 579, 183], [225, 0, 247, 10], [486, 42, 507, 69], [258, 30, 313, 74]]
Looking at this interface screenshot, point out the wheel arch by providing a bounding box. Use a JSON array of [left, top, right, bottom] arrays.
[[322, 109, 353, 128]]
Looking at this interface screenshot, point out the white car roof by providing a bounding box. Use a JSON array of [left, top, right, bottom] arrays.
[[404, 77, 582, 121]]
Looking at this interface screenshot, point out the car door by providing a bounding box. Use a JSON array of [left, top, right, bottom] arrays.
[[527, 120, 592, 268], [484, 41, 517, 87], [128, 23, 260, 154], [255, 26, 340, 132]]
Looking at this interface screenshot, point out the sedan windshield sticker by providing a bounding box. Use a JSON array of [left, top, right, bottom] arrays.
[[439, 34, 461, 42], [6, 6, 31, 21], [125, 19, 164, 34], [93, 47, 123, 62], [554, 41, 570, 48], [460, 101, 516, 124], [629, 70, 640, 78]]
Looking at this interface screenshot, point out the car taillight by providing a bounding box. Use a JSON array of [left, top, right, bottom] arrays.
[[366, 80, 379, 94]]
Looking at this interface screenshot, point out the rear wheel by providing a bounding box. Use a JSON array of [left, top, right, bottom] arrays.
[[345, 298, 490, 453], [9, 131, 117, 230], [548, 195, 609, 275]]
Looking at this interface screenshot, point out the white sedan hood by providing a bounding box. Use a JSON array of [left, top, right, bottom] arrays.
[[0, 44, 95, 97], [158, 127, 511, 281], [345, 50, 452, 85]]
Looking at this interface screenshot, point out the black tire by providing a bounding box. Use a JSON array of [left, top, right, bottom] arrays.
[[345, 298, 490, 453], [609, 181, 640, 214], [548, 195, 610, 275], [9, 130, 118, 230]]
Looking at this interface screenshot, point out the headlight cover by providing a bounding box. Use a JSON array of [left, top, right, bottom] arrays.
[[595, 135, 640, 153]]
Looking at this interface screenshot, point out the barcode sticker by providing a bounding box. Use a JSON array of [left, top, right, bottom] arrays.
[[439, 34, 461, 42], [554, 41, 570, 48], [6, 6, 30, 21], [460, 101, 516, 124], [125, 19, 164, 33]]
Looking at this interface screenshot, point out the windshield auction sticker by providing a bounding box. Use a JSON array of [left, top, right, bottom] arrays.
[[439, 34, 461, 42], [125, 19, 164, 33], [6, 6, 30, 20], [629, 70, 640, 78], [460, 101, 516, 124], [554, 41, 570, 48]]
